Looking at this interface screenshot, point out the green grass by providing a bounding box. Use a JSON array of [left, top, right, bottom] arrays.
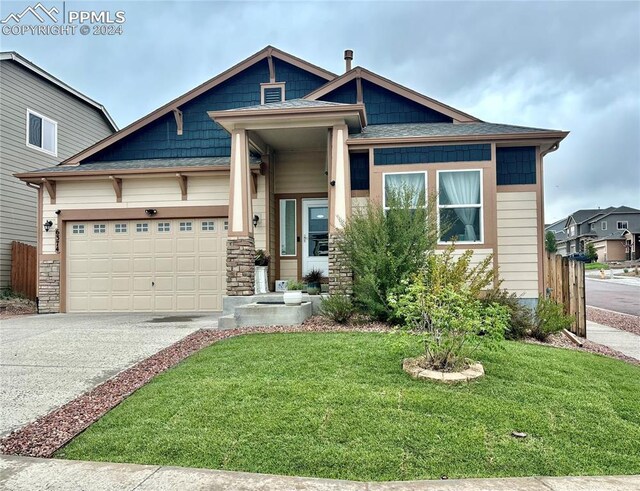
[[585, 262, 610, 270], [57, 333, 640, 481]]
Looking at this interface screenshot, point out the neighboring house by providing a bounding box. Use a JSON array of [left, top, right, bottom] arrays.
[[549, 206, 640, 259], [0, 52, 117, 289], [16, 46, 568, 313]]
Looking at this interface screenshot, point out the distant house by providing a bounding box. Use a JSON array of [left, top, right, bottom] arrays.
[[16, 46, 568, 313], [547, 206, 640, 260], [0, 52, 117, 289]]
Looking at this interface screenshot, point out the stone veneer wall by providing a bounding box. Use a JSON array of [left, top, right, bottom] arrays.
[[226, 237, 255, 296], [38, 259, 60, 313], [328, 234, 352, 295]]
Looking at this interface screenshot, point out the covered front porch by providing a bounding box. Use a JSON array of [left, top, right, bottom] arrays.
[[208, 100, 366, 296]]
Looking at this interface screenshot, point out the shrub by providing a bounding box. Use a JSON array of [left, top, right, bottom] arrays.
[[336, 187, 439, 321], [482, 287, 534, 340], [286, 280, 304, 291], [585, 243, 598, 262], [545, 231, 558, 253], [255, 249, 270, 266], [320, 294, 355, 324], [530, 297, 574, 341]]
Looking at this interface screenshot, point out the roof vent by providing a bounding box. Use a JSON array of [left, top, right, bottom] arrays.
[[344, 49, 353, 72]]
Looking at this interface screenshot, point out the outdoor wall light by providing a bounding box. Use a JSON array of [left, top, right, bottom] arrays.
[[253, 215, 260, 227], [54, 209, 61, 215], [145, 208, 158, 216], [330, 180, 336, 187], [43, 220, 53, 232]]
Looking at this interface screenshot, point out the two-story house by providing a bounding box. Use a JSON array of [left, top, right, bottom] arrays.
[[0, 52, 117, 289]]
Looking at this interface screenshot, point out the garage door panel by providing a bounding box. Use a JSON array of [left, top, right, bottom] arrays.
[[111, 296, 132, 311], [67, 258, 89, 274], [176, 275, 196, 291], [111, 258, 131, 273], [176, 238, 195, 253], [68, 277, 89, 293], [133, 295, 153, 311], [111, 240, 131, 254], [67, 295, 89, 312], [133, 239, 152, 254], [176, 256, 196, 272], [89, 277, 110, 293], [89, 239, 110, 255], [133, 276, 153, 293], [154, 257, 174, 273], [111, 277, 131, 292], [90, 259, 110, 274], [176, 295, 196, 311], [154, 276, 174, 292], [89, 296, 110, 310], [198, 257, 217, 272], [133, 258, 153, 273], [155, 238, 174, 254]]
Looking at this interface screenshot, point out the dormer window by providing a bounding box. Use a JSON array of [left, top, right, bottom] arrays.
[[261, 82, 285, 104]]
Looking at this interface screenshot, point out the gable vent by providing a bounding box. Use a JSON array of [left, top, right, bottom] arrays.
[[261, 82, 285, 104]]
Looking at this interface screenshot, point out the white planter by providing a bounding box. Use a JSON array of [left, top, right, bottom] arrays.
[[254, 266, 268, 294], [283, 290, 302, 306]]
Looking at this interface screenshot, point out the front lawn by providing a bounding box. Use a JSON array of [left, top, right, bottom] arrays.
[[57, 333, 640, 481], [585, 262, 610, 270]]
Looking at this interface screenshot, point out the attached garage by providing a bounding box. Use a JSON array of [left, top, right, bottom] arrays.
[[65, 218, 227, 312]]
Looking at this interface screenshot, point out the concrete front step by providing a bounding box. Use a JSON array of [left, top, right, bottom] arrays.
[[219, 293, 322, 329]]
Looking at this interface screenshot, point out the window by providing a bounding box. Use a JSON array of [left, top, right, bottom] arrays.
[[157, 222, 171, 232], [383, 172, 427, 210], [590, 223, 595, 231], [72, 224, 85, 234], [602, 222, 607, 231], [201, 221, 215, 231], [223, 220, 229, 231], [93, 224, 106, 234], [136, 223, 149, 233], [114, 223, 127, 233], [179, 221, 192, 232], [279, 199, 296, 256], [617, 221, 628, 230], [438, 170, 483, 243], [570, 225, 576, 236], [26, 109, 57, 155], [260, 82, 285, 104]]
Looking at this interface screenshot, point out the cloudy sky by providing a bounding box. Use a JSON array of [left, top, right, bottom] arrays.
[[2, 0, 638, 222]]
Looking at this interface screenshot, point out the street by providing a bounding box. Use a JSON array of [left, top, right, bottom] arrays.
[[585, 278, 640, 316]]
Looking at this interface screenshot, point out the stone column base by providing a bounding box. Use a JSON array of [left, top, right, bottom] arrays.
[[226, 237, 255, 296], [38, 259, 60, 313], [328, 234, 352, 295]]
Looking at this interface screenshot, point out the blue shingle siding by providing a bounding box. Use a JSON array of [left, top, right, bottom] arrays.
[[496, 146, 536, 185], [374, 144, 491, 165], [349, 152, 370, 190], [319, 79, 358, 105], [272, 59, 329, 100]]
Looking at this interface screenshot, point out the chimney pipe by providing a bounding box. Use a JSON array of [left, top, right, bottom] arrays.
[[344, 49, 353, 72]]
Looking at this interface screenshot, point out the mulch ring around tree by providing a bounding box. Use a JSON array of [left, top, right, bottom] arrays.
[[0, 320, 388, 458]]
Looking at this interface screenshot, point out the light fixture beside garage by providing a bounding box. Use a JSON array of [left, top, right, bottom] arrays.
[[253, 215, 260, 227], [43, 220, 53, 232], [145, 209, 158, 216]]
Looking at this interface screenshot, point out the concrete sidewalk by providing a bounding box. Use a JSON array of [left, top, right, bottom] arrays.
[[1, 456, 639, 491], [587, 321, 640, 360]]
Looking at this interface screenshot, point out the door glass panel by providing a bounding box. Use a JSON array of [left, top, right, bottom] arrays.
[[308, 206, 328, 257]]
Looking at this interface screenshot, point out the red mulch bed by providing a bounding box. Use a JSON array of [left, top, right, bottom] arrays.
[[587, 306, 640, 336]]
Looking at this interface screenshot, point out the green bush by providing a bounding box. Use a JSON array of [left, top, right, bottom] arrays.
[[530, 297, 574, 341], [286, 280, 304, 291], [319, 294, 355, 324], [585, 243, 598, 262], [545, 231, 558, 253], [336, 187, 439, 321], [482, 287, 534, 340]]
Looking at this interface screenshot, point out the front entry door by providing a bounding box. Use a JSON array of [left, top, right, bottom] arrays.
[[302, 199, 329, 277]]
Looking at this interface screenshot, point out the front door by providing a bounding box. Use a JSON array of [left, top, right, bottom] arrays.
[[302, 199, 329, 278]]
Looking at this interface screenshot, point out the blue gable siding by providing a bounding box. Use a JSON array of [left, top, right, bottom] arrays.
[[319, 79, 358, 105], [349, 152, 369, 190], [496, 147, 536, 185], [374, 144, 491, 165], [272, 59, 328, 100]]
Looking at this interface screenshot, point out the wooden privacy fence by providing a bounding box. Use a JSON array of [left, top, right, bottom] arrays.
[[544, 252, 586, 336], [11, 241, 37, 300]]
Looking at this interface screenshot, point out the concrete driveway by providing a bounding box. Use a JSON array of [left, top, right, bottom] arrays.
[[0, 313, 219, 437]]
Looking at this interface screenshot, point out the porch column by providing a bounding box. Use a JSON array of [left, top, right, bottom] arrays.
[[226, 129, 255, 296], [328, 124, 353, 295]]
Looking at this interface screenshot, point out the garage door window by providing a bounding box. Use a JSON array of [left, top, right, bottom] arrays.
[[223, 220, 228, 231], [157, 222, 170, 232], [179, 221, 193, 232], [72, 224, 85, 234], [114, 223, 127, 233], [201, 221, 215, 231], [136, 223, 149, 233], [93, 224, 106, 234]]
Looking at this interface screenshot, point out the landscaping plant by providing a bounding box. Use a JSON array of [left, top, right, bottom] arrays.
[[545, 231, 558, 253], [286, 280, 305, 291], [254, 249, 270, 266], [530, 296, 574, 341], [482, 287, 534, 340], [319, 294, 355, 324], [585, 242, 598, 262]]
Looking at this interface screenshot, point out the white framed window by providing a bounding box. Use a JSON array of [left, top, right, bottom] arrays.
[[602, 222, 607, 231], [617, 221, 628, 230], [26, 109, 57, 156], [437, 169, 483, 243], [590, 223, 595, 231], [179, 221, 192, 232], [72, 224, 85, 234], [201, 221, 215, 231], [136, 223, 149, 233], [157, 222, 171, 232], [279, 199, 296, 256], [382, 171, 427, 211], [93, 224, 106, 234], [260, 82, 285, 104], [570, 225, 576, 236], [223, 220, 229, 231]]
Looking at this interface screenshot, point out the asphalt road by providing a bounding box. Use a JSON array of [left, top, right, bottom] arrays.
[[585, 278, 640, 316]]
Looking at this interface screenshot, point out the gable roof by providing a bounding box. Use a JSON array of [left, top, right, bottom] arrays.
[[587, 206, 640, 223], [304, 66, 479, 123], [60, 46, 337, 165], [0, 51, 118, 131]]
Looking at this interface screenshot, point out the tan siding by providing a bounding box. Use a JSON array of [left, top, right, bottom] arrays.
[[279, 259, 298, 281], [252, 174, 267, 250], [274, 151, 326, 194], [351, 197, 368, 213], [497, 192, 538, 298]]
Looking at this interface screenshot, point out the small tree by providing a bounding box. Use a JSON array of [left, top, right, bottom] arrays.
[[585, 242, 598, 262], [545, 231, 558, 253]]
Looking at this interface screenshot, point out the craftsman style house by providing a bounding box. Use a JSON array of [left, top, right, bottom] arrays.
[[16, 47, 568, 313]]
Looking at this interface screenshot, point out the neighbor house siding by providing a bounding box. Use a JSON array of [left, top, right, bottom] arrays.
[[497, 191, 539, 298], [0, 60, 114, 287]]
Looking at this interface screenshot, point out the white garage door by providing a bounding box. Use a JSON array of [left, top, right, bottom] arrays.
[[66, 218, 227, 312]]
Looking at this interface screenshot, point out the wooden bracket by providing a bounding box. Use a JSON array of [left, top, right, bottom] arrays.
[[109, 176, 122, 202], [41, 178, 56, 204], [173, 108, 183, 136], [176, 173, 187, 200], [356, 76, 363, 104], [267, 48, 275, 82], [251, 172, 258, 198]]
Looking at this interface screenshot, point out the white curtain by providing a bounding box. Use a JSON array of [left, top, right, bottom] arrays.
[[440, 171, 480, 241], [385, 173, 424, 207]]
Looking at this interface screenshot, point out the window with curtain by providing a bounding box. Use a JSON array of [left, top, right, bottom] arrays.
[[438, 170, 482, 243], [280, 199, 296, 256], [383, 172, 426, 210], [27, 110, 57, 155]]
